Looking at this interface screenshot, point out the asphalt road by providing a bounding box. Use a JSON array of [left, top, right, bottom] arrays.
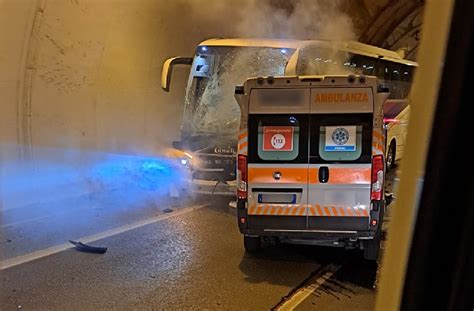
[[0, 198, 379, 310]]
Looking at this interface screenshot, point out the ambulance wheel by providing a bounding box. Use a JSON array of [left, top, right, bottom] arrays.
[[364, 236, 381, 261], [386, 141, 396, 170], [244, 235, 261, 253]]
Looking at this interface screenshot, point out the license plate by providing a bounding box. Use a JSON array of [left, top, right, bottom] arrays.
[[258, 193, 296, 204]]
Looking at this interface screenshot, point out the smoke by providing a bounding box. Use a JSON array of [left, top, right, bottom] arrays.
[[1, 0, 358, 210], [176, 0, 357, 135], [2, 0, 358, 152], [0, 0, 358, 259], [181, 0, 357, 41]]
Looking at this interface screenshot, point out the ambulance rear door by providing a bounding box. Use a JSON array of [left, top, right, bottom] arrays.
[[307, 87, 374, 232], [246, 88, 310, 231]]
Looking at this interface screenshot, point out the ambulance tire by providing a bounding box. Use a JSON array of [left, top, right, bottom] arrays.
[[363, 235, 381, 261], [244, 235, 261, 253]]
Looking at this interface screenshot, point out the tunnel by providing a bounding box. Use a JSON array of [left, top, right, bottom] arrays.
[[2, 0, 471, 310]]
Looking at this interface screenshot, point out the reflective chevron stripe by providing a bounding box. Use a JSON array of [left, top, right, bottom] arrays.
[[248, 204, 307, 216], [307, 204, 369, 217], [238, 130, 248, 155], [372, 128, 385, 155], [248, 204, 369, 217]]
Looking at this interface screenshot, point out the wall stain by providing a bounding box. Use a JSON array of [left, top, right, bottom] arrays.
[[43, 34, 65, 55]]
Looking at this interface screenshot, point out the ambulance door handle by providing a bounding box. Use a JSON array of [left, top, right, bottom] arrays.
[[319, 166, 329, 183]]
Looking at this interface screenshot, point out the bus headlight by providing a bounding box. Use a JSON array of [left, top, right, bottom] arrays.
[[180, 151, 194, 169]]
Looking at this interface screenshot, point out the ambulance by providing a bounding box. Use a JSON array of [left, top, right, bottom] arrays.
[[234, 75, 388, 261]]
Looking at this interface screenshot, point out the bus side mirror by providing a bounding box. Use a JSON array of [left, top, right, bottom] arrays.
[[161, 57, 193, 92]]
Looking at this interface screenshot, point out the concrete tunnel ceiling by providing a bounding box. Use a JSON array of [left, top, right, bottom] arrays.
[[0, 0, 424, 160], [359, 0, 424, 60], [269, 0, 423, 60]]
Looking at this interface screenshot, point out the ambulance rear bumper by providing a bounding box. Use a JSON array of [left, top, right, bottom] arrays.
[[237, 200, 382, 241], [242, 228, 377, 240]]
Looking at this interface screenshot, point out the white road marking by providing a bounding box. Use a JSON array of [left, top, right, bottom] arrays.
[[0, 204, 206, 270], [276, 264, 341, 311]]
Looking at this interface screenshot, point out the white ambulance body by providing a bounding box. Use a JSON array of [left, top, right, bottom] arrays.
[[235, 75, 388, 260]]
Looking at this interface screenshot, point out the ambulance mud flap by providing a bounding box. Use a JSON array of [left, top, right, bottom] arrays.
[[237, 199, 248, 233], [369, 200, 385, 235]]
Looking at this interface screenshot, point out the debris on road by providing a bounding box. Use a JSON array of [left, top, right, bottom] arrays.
[[69, 240, 108, 254]]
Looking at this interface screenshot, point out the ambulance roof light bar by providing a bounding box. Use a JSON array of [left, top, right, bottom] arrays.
[[251, 75, 370, 87]]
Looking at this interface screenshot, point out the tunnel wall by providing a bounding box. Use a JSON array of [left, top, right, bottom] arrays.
[[0, 0, 414, 185], [0, 0, 382, 161], [0, 0, 194, 159]]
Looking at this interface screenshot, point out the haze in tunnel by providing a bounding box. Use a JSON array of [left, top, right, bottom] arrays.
[[0, 0, 363, 156], [0, 0, 370, 260]]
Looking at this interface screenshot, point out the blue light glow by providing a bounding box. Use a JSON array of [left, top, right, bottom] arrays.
[[201, 46, 208, 52], [1, 144, 192, 260], [2, 144, 189, 209], [92, 155, 186, 191]]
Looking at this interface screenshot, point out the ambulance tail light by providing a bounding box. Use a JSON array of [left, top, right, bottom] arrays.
[[371, 155, 384, 201], [237, 154, 248, 200]]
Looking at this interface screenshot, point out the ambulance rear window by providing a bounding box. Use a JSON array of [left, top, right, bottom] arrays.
[[248, 115, 309, 163], [310, 114, 372, 163]]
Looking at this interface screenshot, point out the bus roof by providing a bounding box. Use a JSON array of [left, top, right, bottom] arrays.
[[199, 38, 418, 67]]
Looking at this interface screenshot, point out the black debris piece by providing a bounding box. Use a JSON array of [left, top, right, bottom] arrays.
[[69, 240, 107, 254], [163, 208, 173, 213]]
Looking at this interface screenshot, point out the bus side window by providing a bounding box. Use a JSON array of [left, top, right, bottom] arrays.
[[400, 65, 414, 97], [347, 54, 376, 76], [375, 60, 391, 83], [361, 56, 376, 76], [390, 63, 402, 98]]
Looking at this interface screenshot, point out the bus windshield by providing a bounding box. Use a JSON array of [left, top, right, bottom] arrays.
[[182, 46, 295, 137]]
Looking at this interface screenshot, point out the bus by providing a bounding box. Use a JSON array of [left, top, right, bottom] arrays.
[[162, 38, 417, 195]]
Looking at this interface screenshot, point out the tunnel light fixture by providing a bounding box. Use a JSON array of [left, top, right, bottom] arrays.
[[383, 118, 400, 124]]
